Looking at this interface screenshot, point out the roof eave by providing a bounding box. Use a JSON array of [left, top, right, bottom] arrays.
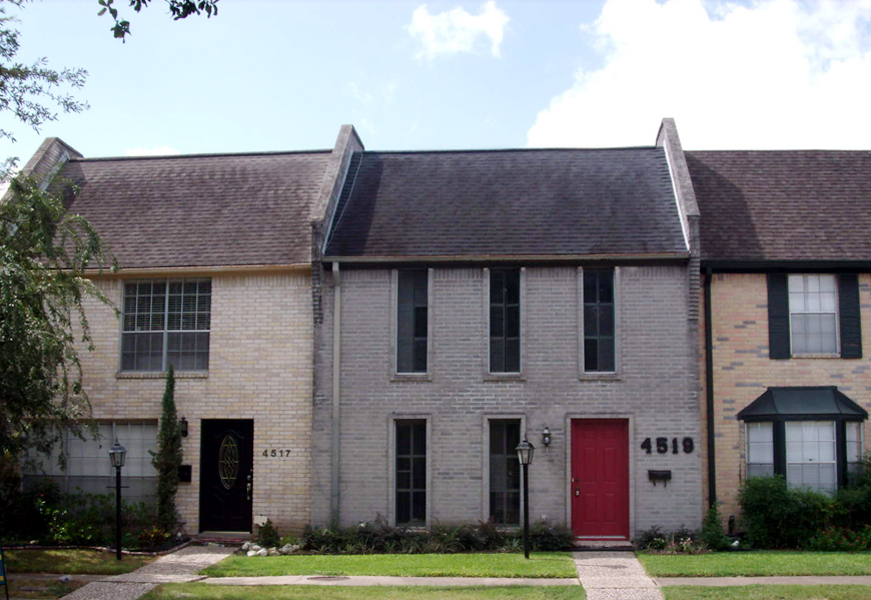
[[323, 252, 690, 264]]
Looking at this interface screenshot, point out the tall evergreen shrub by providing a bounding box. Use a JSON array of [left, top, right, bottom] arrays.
[[152, 365, 182, 531]]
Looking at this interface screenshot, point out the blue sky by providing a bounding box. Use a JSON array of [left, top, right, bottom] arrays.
[[4, 0, 871, 161]]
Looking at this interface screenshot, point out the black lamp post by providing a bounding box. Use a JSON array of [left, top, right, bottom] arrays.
[[108, 440, 127, 561], [515, 436, 535, 559]]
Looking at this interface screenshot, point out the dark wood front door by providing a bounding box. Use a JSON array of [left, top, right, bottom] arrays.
[[200, 419, 253, 532], [571, 419, 629, 539]]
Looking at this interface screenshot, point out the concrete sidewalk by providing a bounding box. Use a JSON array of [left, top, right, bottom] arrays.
[[573, 551, 663, 600], [60, 545, 234, 600], [205, 575, 580, 587]]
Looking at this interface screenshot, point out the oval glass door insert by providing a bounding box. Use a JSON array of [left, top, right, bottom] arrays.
[[219, 435, 240, 490]]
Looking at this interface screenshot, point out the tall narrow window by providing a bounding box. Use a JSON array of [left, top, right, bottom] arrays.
[[490, 269, 520, 373], [396, 420, 426, 525], [789, 274, 838, 354], [584, 268, 615, 372], [846, 421, 864, 481], [489, 420, 521, 525], [397, 270, 428, 373], [122, 279, 211, 372], [746, 422, 774, 478]]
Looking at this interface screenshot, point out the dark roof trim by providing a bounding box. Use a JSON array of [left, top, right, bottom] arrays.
[[73, 149, 331, 163], [738, 386, 868, 422], [324, 252, 691, 264], [701, 260, 871, 273]]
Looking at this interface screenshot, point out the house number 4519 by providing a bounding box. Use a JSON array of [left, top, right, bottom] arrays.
[[640, 437, 694, 454]]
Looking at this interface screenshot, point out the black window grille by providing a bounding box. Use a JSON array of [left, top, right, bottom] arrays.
[[584, 269, 615, 372], [490, 269, 520, 373], [397, 270, 428, 373], [489, 420, 521, 525], [396, 420, 426, 525]]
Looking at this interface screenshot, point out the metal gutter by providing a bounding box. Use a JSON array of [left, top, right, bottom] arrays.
[[84, 264, 311, 277], [323, 252, 690, 264], [704, 266, 716, 508]]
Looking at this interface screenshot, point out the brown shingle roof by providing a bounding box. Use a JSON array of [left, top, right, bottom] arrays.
[[59, 151, 330, 269], [688, 151, 871, 263], [325, 148, 687, 259]]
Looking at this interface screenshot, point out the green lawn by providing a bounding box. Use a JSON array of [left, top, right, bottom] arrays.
[[142, 583, 584, 600], [2, 576, 88, 599], [4, 549, 155, 575], [664, 586, 871, 600], [201, 552, 577, 579], [638, 551, 871, 577]]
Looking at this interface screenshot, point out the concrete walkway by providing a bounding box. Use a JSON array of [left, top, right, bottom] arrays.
[[573, 551, 664, 600], [60, 545, 234, 600]]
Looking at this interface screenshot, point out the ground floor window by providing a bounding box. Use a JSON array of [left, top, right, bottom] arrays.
[[745, 420, 863, 494], [489, 419, 520, 525], [23, 421, 158, 503], [395, 420, 426, 525]]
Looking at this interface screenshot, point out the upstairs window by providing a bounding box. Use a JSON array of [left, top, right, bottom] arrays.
[[397, 270, 428, 373], [490, 269, 520, 373], [789, 274, 838, 355], [122, 279, 211, 372], [583, 268, 615, 372]]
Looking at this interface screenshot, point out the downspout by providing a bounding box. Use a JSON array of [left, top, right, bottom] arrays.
[[331, 262, 342, 523], [704, 267, 717, 507]]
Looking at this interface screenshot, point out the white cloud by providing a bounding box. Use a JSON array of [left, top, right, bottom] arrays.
[[124, 146, 181, 157], [408, 1, 509, 60], [527, 0, 871, 150]]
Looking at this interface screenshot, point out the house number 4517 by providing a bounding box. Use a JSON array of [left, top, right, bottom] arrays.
[[640, 437, 694, 454], [262, 449, 292, 458]]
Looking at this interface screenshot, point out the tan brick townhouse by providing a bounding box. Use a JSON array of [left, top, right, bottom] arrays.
[[689, 151, 871, 527], [19, 126, 361, 536]]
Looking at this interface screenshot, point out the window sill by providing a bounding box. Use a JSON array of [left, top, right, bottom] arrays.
[[484, 373, 525, 382], [391, 373, 432, 383], [579, 372, 620, 382], [116, 371, 208, 379], [790, 353, 841, 359]]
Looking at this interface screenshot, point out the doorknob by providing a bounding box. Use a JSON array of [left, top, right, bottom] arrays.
[[574, 488, 580, 497]]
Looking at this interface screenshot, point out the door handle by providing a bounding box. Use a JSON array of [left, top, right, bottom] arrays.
[[574, 488, 580, 497], [246, 473, 253, 501]]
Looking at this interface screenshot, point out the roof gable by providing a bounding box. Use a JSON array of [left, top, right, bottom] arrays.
[[325, 148, 687, 259]]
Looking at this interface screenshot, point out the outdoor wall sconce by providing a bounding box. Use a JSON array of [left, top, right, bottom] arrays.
[[541, 426, 551, 448], [180, 416, 188, 437]]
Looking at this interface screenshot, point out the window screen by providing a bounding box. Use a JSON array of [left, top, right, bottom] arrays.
[[489, 420, 520, 525], [584, 268, 615, 372], [397, 270, 428, 373], [490, 269, 520, 373], [396, 420, 426, 525], [789, 275, 838, 355], [23, 421, 158, 503], [786, 421, 837, 493], [122, 279, 211, 371]]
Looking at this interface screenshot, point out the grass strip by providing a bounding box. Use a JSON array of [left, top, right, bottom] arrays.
[[202, 552, 577, 579], [638, 551, 871, 577], [143, 583, 584, 600], [664, 585, 871, 600], [5, 549, 155, 575], [3, 576, 88, 599]]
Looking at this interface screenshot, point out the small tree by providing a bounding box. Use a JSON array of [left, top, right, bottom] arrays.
[[152, 365, 182, 531], [700, 501, 731, 551]]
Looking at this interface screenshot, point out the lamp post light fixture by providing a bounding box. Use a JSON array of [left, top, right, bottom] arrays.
[[180, 416, 189, 437], [108, 440, 127, 561], [515, 436, 535, 559]]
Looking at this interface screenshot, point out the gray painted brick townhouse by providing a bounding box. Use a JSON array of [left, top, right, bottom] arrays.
[[311, 119, 704, 540]]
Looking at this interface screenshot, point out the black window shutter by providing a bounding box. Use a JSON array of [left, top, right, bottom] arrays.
[[767, 273, 790, 359], [839, 273, 862, 359]]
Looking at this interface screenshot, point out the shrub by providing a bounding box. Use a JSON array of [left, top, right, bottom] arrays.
[[739, 476, 835, 549], [300, 519, 570, 554], [700, 502, 731, 551], [257, 518, 281, 548], [807, 525, 871, 552], [151, 366, 182, 532]]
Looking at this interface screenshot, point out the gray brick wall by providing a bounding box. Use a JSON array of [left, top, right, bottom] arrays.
[[313, 264, 702, 536]]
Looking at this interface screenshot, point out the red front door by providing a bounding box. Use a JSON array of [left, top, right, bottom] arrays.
[[571, 419, 629, 539]]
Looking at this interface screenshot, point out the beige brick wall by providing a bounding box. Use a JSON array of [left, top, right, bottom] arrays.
[[705, 272, 871, 522], [78, 270, 313, 535]]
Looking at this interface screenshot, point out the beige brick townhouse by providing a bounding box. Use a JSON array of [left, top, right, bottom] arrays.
[[688, 151, 871, 527], [19, 126, 362, 535]]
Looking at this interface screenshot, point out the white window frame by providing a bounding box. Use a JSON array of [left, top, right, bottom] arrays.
[[745, 422, 775, 479], [785, 421, 838, 493], [389, 269, 434, 380], [788, 274, 839, 356]]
